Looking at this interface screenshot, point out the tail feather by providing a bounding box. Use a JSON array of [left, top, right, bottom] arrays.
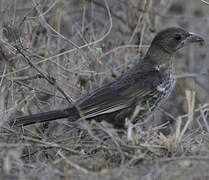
[[9, 110, 69, 126]]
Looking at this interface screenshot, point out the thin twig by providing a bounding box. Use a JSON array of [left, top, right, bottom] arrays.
[[175, 70, 209, 79], [199, 104, 209, 132], [200, 0, 209, 5], [0, 65, 7, 88], [15, 47, 73, 103], [21, 136, 83, 155], [158, 156, 209, 162], [179, 90, 195, 140], [58, 151, 89, 174]]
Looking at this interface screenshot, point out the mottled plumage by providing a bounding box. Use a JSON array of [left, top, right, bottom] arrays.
[[10, 27, 204, 128]]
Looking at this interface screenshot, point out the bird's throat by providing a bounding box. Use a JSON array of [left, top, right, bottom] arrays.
[[145, 43, 174, 75], [146, 44, 173, 65]]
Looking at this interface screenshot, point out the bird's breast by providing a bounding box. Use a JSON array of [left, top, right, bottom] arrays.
[[134, 70, 176, 123]]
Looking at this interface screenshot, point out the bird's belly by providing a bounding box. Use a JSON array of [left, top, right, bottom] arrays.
[[135, 78, 176, 123]]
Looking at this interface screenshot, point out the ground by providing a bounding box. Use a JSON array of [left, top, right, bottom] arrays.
[[0, 0, 209, 179]]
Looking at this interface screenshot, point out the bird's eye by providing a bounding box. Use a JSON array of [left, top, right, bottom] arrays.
[[174, 34, 182, 41]]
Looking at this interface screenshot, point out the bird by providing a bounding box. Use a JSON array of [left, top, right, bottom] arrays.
[[9, 27, 204, 128]]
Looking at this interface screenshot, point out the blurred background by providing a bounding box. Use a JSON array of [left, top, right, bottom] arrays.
[[0, 0, 209, 179]]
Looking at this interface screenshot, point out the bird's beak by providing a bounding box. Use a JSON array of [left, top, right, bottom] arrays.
[[187, 32, 205, 44]]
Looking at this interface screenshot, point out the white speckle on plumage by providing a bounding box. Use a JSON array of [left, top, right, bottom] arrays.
[[154, 64, 165, 71], [154, 65, 160, 71], [157, 84, 166, 92]]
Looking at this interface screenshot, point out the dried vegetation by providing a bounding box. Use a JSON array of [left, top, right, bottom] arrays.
[[0, 0, 209, 179]]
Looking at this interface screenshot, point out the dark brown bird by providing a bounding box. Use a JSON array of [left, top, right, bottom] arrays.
[[10, 27, 204, 128]]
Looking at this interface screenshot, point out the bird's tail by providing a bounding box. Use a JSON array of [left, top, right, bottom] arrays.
[[9, 110, 69, 126]]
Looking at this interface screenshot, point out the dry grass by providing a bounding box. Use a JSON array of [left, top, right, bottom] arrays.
[[1, 0, 209, 179]]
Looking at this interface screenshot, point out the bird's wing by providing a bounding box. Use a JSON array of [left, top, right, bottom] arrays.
[[75, 81, 132, 118], [75, 62, 160, 119]]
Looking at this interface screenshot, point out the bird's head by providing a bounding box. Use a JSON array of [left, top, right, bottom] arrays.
[[152, 27, 204, 54]]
